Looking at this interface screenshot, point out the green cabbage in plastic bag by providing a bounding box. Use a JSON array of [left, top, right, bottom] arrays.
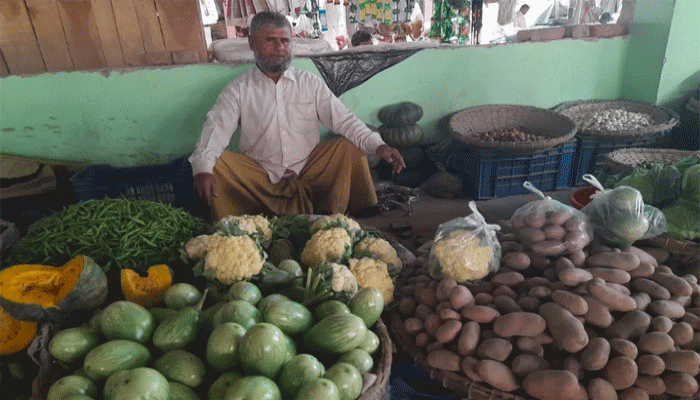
[[615, 164, 681, 207]]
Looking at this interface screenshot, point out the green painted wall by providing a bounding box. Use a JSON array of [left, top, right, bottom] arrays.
[[0, 0, 690, 167], [655, 0, 700, 110]]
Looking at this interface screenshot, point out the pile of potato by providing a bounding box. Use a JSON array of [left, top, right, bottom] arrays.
[[398, 220, 700, 400], [473, 127, 545, 143]]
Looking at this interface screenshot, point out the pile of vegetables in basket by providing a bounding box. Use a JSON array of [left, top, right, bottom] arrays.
[[395, 186, 700, 400], [602, 155, 700, 241], [0, 212, 404, 400]]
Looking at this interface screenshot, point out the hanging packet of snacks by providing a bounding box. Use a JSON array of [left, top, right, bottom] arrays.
[[375, 0, 383, 23], [384, 0, 392, 24], [358, 0, 366, 22], [580, 174, 667, 248], [404, 0, 415, 22], [508, 182, 593, 258], [428, 201, 501, 282]]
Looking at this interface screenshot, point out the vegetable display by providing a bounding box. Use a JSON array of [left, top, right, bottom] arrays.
[[7, 199, 207, 272], [396, 199, 700, 399]]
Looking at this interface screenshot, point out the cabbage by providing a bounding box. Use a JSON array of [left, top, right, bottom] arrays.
[[615, 164, 681, 206], [680, 164, 700, 204], [662, 198, 700, 240]]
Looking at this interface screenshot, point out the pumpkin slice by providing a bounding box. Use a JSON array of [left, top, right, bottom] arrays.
[[0, 255, 108, 324], [0, 304, 37, 355], [121, 264, 173, 308]]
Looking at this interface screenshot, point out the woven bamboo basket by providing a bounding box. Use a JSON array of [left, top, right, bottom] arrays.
[[449, 105, 577, 153], [360, 317, 393, 400], [558, 100, 679, 138], [603, 147, 700, 174]]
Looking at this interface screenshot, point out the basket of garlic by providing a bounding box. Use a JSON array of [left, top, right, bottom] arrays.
[[555, 100, 680, 185]]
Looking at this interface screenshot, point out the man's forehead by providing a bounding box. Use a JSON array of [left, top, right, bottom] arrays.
[[257, 25, 292, 37]]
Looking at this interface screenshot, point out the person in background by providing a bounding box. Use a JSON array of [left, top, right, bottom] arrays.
[[351, 29, 374, 47], [189, 11, 405, 221], [514, 4, 530, 29]]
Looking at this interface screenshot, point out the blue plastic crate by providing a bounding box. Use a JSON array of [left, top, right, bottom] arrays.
[[69, 157, 195, 211], [573, 130, 672, 185], [447, 141, 575, 199]]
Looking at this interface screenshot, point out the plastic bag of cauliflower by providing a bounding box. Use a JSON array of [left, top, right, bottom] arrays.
[[508, 181, 593, 258], [580, 174, 667, 248], [428, 201, 501, 282]]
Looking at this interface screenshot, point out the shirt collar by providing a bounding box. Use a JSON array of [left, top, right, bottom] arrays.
[[253, 64, 297, 83]]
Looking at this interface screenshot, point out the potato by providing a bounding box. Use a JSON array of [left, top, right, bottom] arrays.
[[682, 332, 700, 350], [501, 241, 525, 254], [525, 277, 553, 289], [415, 332, 430, 348], [533, 331, 554, 345], [603, 356, 638, 390], [435, 319, 462, 344], [426, 341, 444, 353], [581, 337, 610, 371], [426, 349, 461, 371], [460, 305, 500, 323], [609, 338, 639, 360], [491, 271, 525, 287], [528, 252, 552, 269], [544, 224, 567, 240], [435, 301, 452, 314], [629, 262, 656, 278], [516, 336, 544, 357], [637, 332, 675, 355], [460, 356, 483, 382], [663, 372, 699, 397], [651, 272, 693, 297], [555, 256, 575, 273], [493, 312, 547, 338], [648, 300, 686, 319], [476, 337, 512, 362], [492, 285, 518, 299], [551, 290, 588, 316], [539, 302, 589, 353], [448, 285, 474, 310], [634, 374, 666, 395], [404, 317, 424, 335], [519, 227, 546, 242], [398, 297, 417, 316], [414, 303, 433, 319], [502, 251, 531, 270], [588, 378, 618, 400], [584, 295, 614, 328], [637, 354, 666, 376], [632, 278, 671, 300], [633, 292, 652, 311], [640, 247, 669, 264], [564, 357, 584, 380], [589, 278, 637, 312], [567, 249, 587, 268], [435, 278, 457, 302], [419, 288, 438, 306], [559, 268, 594, 287], [531, 240, 567, 257], [626, 246, 659, 267], [605, 310, 651, 340], [682, 313, 700, 330], [661, 350, 700, 374], [512, 353, 549, 377], [668, 321, 693, 346], [475, 360, 519, 392], [563, 230, 591, 253], [424, 313, 441, 337], [656, 265, 673, 274], [457, 321, 480, 356], [493, 295, 522, 314], [586, 251, 641, 271], [474, 293, 493, 305], [650, 316, 674, 333], [437, 308, 461, 321], [618, 387, 649, 400], [518, 296, 542, 312], [588, 268, 631, 284], [523, 370, 580, 400]]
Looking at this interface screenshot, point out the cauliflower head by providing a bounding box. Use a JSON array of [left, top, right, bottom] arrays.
[[429, 229, 496, 282], [348, 257, 394, 304], [215, 214, 272, 244], [300, 227, 353, 268], [353, 237, 402, 274], [310, 214, 361, 235], [204, 235, 265, 284], [328, 262, 359, 295]]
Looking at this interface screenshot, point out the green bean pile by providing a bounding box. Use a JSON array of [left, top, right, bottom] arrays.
[[8, 198, 208, 272]]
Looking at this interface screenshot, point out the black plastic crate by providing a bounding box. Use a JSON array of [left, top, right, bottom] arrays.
[[69, 157, 195, 212], [447, 141, 576, 199], [573, 130, 672, 185]]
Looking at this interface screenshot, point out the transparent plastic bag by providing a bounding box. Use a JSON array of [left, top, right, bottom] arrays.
[[428, 201, 501, 282], [580, 174, 667, 248], [509, 182, 593, 257]]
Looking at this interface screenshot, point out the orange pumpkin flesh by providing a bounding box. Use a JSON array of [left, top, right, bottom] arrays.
[[121, 264, 172, 308], [0, 305, 37, 355]]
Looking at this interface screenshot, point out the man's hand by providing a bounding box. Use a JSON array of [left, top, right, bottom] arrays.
[[194, 173, 217, 206], [376, 144, 406, 175]]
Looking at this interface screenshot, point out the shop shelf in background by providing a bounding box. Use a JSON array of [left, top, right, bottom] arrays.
[[447, 141, 576, 199], [69, 157, 195, 213]]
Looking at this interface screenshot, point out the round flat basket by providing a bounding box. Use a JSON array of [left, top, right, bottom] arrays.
[[558, 100, 679, 138], [359, 317, 393, 400], [449, 105, 577, 153], [603, 147, 700, 174]]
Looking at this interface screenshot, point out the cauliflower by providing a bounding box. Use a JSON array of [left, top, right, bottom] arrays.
[[310, 214, 361, 235], [303, 262, 358, 306], [183, 233, 225, 260], [348, 257, 394, 304], [215, 214, 273, 244], [203, 235, 265, 284], [300, 227, 352, 268], [428, 229, 496, 282], [353, 237, 402, 275]]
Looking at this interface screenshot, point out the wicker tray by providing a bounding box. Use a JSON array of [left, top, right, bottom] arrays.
[[603, 147, 700, 173], [390, 312, 528, 400], [558, 100, 679, 138], [360, 317, 393, 400], [449, 105, 577, 153]]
